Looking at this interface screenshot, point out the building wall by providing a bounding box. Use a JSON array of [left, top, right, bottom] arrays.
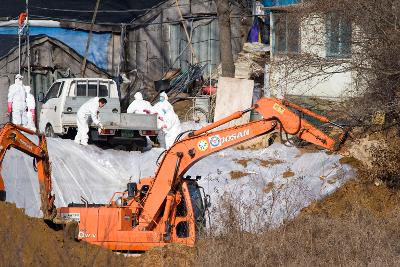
[[269, 12, 355, 99], [126, 0, 248, 88], [0, 38, 108, 125]]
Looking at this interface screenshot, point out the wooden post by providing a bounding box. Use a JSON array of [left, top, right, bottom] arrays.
[[80, 0, 101, 77]]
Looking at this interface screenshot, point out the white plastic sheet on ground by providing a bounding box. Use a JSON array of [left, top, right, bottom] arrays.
[[2, 125, 354, 228], [2, 136, 163, 217], [189, 144, 353, 230]]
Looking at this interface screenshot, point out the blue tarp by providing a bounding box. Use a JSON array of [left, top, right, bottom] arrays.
[[262, 0, 299, 7], [0, 27, 111, 70]]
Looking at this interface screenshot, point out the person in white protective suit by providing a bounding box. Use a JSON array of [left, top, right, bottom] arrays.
[[126, 92, 152, 114], [151, 92, 174, 148], [152, 92, 173, 120], [74, 97, 107, 146], [161, 106, 182, 149], [127, 92, 153, 149], [23, 86, 36, 131], [7, 74, 26, 125]]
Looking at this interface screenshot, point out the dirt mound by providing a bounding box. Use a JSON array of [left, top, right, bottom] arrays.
[[0, 202, 140, 266], [137, 244, 195, 266], [302, 178, 400, 218]]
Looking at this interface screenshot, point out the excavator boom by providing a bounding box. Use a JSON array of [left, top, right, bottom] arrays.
[[0, 123, 56, 221], [137, 97, 348, 228]]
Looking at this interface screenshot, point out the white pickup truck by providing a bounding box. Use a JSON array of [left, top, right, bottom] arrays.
[[38, 78, 158, 150]]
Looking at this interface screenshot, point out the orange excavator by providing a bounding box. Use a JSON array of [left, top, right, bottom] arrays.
[[0, 98, 348, 252]]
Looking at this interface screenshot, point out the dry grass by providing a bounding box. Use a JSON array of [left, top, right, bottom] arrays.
[[233, 158, 251, 168], [258, 159, 284, 167], [193, 176, 400, 266], [367, 136, 400, 188], [339, 156, 363, 169], [263, 182, 274, 193], [195, 207, 400, 266], [233, 158, 284, 169]]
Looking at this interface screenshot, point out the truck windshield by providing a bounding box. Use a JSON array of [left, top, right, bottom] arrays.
[[44, 82, 62, 103], [187, 181, 206, 236]]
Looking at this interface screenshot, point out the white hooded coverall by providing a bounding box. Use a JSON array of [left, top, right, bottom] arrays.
[[7, 76, 26, 125], [127, 92, 153, 149], [74, 97, 102, 145], [163, 107, 182, 149], [152, 92, 173, 127], [23, 86, 36, 131], [151, 92, 174, 148], [127, 92, 152, 114]]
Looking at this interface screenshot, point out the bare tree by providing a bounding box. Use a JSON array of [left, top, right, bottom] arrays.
[[215, 0, 235, 77], [271, 0, 400, 128]]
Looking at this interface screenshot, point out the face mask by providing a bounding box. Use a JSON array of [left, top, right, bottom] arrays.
[[160, 97, 165, 102]]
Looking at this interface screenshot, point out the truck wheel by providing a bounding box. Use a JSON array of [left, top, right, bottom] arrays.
[[130, 136, 148, 151], [45, 124, 56, 138]]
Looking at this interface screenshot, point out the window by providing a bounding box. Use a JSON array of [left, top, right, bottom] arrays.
[[273, 12, 300, 54], [43, 82, 62, 103], [88, 84, 97, 97], [75, 81, 109, 97], [98, 84, 108, 97], [176, 196, 187, 217], [169, 20, 219, 72], [326, 12, 352, 58], [76, 81, 87, 96], [176, 221, 189, 238]]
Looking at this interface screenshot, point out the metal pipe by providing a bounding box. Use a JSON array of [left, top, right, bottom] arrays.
[[26, 0, 31, 83], [18, 32, 21, 75], [282, 99, 330, 123]]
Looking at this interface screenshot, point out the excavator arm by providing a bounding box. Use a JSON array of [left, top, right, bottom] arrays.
[[0, 123, 56, 221], [138, 97, 348, 228]]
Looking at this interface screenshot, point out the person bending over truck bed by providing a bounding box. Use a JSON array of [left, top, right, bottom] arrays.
[[74, 97, 107, 146]]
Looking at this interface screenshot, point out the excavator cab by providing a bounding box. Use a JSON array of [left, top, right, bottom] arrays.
[[172, 177, 209, 242]]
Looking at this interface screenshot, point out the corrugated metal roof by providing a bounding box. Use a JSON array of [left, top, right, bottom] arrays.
[[0, 0, 165, 25], [0, 34, 44, 60]]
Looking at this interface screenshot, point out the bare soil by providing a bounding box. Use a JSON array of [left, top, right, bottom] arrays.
[[282, 170, 295, 178], [263, 182, 275, 193], [3, 176, 400, 266], [0, 201, 141, 266], [302, 178, 400, 218], [233, 158, 251, 168], [258, 158, 284, 167], [229, 170, 249, 179]]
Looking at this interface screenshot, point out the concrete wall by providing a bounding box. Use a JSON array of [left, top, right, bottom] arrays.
[[269, 13, 355, 99]]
